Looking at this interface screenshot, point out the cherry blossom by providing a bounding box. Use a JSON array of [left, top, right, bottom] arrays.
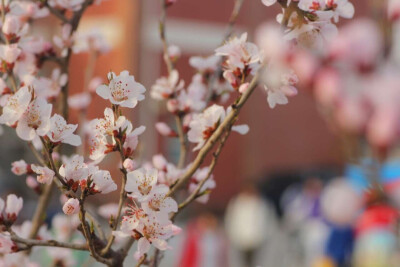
[[98, 203, 120, 219], [88, 131, 109, 162], [123, 125, 146, 157], [0, 234, 15, 254], [141, 185, 178, 215], [62, 198, 80, 215], [188, 104, 225, 151], [215, 33, 262, 89], [11, 159, 29, 175], [0, 44, 21, 65], [189, 167, 216, 204], [134, 213, 180, 258], [47, 114, 81, 146], [0, 86, 31, 126], [151, 70, 184, 100], [16, 97, 52, 141], [261, 64, 299, 109], [49, 0, 84, 11], [167, 74, 207, 114], [68, 92, 91, 110], [51, 214, 80, 242], [261, 0, 277, 6], [59, 155, 89, 190], [152, 154, 183, 186], [31, 165, 55, 184], [188, 104, 249, 150], [73, 29, 110, 54], [189, 55, 220, 74], [53, 24, 74, 57], [155, 122, 177, 137], [89, 169, 117, 194], [2, 15, 28, 41], [89, 107, 116, 136], [123, 159, 137, 172], [17, 1, 50, 19], [167, 45, 181, 62], [2, 194, 23, 222], [96, 71, 146, 108], [125, 167, 158, 200], [32, 69, 68, 99]]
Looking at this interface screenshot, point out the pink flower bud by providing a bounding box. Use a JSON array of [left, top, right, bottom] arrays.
[[123, 158, 136, 172], [88, 77, 103, 93], [167, 45, 181, 62], [2, 16, 20, 36], [166, 99, 179, 114], [11, 160, 28, 175], [152, 154, 167, 170], [62, 198, 80, 215], [155, 122, 176, 137], [5, 194, 23, 222], [238, 83, 249, 94], [26, 175, 39, 189]]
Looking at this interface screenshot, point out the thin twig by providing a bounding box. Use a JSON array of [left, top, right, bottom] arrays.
[[101, 127, 128, 255], [28, 182, 54, 239], [177, 129, 231, 213], [167, 71, 260, 197], [175, 115, 186, 168], [11, 232, 88, 251], [27, 142, 46, 166]]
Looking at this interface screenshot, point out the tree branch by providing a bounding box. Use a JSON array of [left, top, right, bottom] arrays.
[[167, 71, 260, 197], [11, 232, 88, 251]]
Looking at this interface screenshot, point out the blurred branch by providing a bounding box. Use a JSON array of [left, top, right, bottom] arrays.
[[224, 0, 245, 40], [175, 115, 187, 168]]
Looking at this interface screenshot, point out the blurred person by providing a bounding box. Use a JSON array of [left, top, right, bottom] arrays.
[[224, 184, 277, 267], [178, 212, 229, 267], [282, 177, 330, 267]]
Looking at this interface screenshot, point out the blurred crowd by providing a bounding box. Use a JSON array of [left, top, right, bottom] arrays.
[[158, 161, 400, 267]]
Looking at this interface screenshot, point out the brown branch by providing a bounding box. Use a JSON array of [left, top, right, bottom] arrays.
[[224, 0, 245, 40], [79, 194, 113, 266], [159, 0, 173, 74], [28, 182, 54, 240], [11, 232, 88, 251], [177, 129, 231, 213], [101, 125, 129, 256], [167, 71, 260, 197], [175, 115, 186, 168]]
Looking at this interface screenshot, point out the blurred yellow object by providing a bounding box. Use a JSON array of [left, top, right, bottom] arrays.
[[312, 257, 336, 267]]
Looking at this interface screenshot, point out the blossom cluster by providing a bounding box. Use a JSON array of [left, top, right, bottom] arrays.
[[114, 168, 181, 258], [262, 0, 355, 51]]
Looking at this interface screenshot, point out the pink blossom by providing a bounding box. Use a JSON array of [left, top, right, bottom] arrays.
[[125, 167, 158, 200], [16, 97, 52, 141], [4, 194, 23, 222], [155, 122, 177, 137], [11, 160, 29, 175], [68, 92, 91, 110], [0, 86, 31, 126], [31, 165, 55, 184], [123, 159, 136, 172], [151, 70, 184, 100], [141, 185, 178, 215], [0, 234, 15, 254], [96, 71, 146, 108], [62, 198, 80, 215]]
